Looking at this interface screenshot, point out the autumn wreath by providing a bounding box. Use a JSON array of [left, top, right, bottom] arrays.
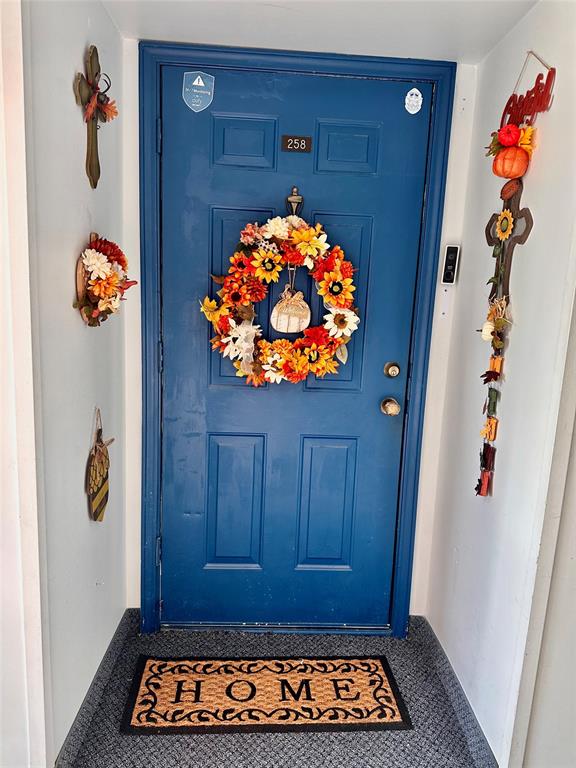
[[200, 215, 360, 386]]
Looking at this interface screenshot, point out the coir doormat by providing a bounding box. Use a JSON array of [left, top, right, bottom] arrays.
[[122, 655, 411, 734]]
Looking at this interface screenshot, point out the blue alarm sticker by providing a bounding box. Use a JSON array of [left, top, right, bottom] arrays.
[[182, 71, 215, 113]]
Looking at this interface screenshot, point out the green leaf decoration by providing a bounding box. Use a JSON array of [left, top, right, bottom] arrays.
[[494, 317, 508, 331], [492, 337, 505, 350], [485, 132, 503, 157]]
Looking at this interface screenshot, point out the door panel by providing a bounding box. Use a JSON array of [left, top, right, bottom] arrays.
[[205, 433, 265, 567], [296, 436, 357, 569], [160, 63, 432, 628]]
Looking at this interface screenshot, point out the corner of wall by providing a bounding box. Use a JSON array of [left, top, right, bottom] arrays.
[[22, 0, 129, 757], [422, 2, 576, 763], [509, 223, 576, 767], [122, 35, 142, 609], [410, 61, 478, 616]]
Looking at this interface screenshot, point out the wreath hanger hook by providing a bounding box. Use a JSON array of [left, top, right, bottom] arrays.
[[286, 186, 304, 216]]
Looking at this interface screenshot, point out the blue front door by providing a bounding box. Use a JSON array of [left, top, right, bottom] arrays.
[[160, 61, 432, 629]]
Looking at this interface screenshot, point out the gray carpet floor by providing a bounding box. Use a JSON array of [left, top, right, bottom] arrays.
[[58, 612, 497, 768]]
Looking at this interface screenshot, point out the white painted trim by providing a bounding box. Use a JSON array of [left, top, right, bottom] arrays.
[[411, 62, 478, 613], [0, 1, 47, 764], [123, 36, 142, 608]]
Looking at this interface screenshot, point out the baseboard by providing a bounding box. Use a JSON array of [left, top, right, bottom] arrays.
[[55, 609, 139, 767], [415, 617, 498, 767]]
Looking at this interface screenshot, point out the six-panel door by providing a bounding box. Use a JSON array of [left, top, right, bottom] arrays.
[[160, 64, 432, 628]]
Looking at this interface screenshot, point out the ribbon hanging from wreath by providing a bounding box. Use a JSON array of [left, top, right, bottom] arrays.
[[200, 191, 360, 387]]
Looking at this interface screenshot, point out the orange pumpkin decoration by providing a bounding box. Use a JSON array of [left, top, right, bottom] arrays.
[[492, 146, 530, 179]]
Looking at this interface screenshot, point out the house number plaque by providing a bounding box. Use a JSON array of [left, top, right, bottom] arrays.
[[281, 135, 312, 153]]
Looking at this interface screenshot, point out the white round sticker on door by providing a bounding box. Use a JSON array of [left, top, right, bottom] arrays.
[[405, 88, 423, 115]]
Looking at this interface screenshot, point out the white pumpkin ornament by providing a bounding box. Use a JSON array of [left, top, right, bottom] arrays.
[[270, 284, 311, 333], [481, 320, 495, 341]]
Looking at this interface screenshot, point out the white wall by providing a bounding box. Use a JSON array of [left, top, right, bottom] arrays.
[[22, 0, 126, 759], [411, 63, 477, 611], [1, 3, 46, 766], [523, 410, 576, 768], [426, 2, 576, 765]]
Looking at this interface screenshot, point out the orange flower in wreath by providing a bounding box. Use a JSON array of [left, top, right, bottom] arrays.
[[294, 326, 331, 349], [308, 346, 339, 376], [251, 249, 283, 283], [266, 338, 293, 358], [317, 269, 355, 308], [282, 349, 310, 383], [216, 314, 232, 335], [291, 224, 329, 259], [220, 277, 251, 306], [294, 326, 341, 375], [244, 277, 268, 303], [310, 247, 341, 281], [229, 252, 255, 280], [210, 335, 227, 352], [339, 260, 354, 279], [282, 244, 307, 266]]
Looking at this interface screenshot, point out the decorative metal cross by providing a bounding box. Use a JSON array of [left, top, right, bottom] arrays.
[[476, 178, 534, 496], [74, 45, 118, 189], [485, 179, 534, 301]]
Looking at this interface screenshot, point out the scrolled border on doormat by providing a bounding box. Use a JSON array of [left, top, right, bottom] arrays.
[[121, 654, 412, 734]]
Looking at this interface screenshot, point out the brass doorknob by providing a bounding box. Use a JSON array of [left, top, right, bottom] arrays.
[[384, 362, 401, 378], [380, 397, 401, 416]]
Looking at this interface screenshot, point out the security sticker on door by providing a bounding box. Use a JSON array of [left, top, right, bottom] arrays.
[[182, 71, 215, 113], [405, 88, 423, 115]]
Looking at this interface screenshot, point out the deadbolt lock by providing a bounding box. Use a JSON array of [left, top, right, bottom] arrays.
[[384, 362, 401, 378], [380, 397, 401, 416]]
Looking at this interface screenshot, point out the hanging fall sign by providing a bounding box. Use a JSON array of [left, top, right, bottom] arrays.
[[85, 409, 114, 522], [475, 52, 554, 496], [200, 207, 360, 386], [74, 45, 118, 189]]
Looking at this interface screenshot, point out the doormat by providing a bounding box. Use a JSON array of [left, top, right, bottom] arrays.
[[122, 655, 411, 734]]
